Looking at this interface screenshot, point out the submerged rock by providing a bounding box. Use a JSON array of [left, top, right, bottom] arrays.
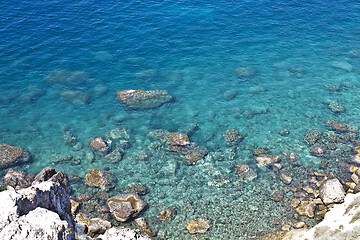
[[235, 67, 256, 78], [254, 154, 280, 167], [166, 132, 190, 146], [325, 120, 356, 133], [85, 168, 113, 189], [235, 163, 257, 181], [304, 130, 322, 145], [222, 128, 244, 146], [107, 193, 147, 222], [45, 69, 93, 86], [89, 137, 111, 153], [116, 90, 173, 109], [61, 89, 91, 105], [279, 172, 292, 185], [331, 61, 353, 72], [319, 178, 346, 205], [326, 101, 346, 114], [0, 143, 31, 169], [309, 145, 327, 157], [186, 218, 210, 234], [157, 208, 176, 222], [170, 142, 208, 164]]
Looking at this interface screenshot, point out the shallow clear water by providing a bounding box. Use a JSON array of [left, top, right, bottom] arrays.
[[1, 0, 360, 239]]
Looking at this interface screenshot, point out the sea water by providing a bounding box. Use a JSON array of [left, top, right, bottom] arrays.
[[1, 0, 360, 239]]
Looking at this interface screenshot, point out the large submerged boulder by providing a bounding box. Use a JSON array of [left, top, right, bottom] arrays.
[[116, 90, 173, 109], [0, 143, 31, 169], [45, 69, 93, 86], [107, 193, 147, 222]]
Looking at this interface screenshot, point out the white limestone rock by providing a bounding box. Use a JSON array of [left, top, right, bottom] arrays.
[[0, 207, 72, 240], [97, 227, 151, 240]]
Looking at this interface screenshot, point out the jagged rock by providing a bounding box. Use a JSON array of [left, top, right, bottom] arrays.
[[0, 207, 73, 240], [235, 163, 257, 181], [0, 178, 75, 239], [157, 208, 176, 222], [88, 218, 112, 235], [70, 199, 80, 215], [319, 178, 346, 205], [107, 193, 147, 222], [85, 168, 113, 189], [186, 218, 210, 234], [134, 217, 155, 237], [222, 128, 244, 146], [254, 154, 280, 167], [0, 143, 31, 169], [116, 90, 173, 109], [33, 167, 68, 188], [3, 170, 34, 190], [61, 90, 91, 105], [45, 69, 93, 86], [98, 227, 151, 240], [296, 200, 316, 218]]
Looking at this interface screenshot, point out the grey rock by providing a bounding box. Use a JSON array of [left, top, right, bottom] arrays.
[[319, 178, 346, 205], [3, 170, 34, 190]]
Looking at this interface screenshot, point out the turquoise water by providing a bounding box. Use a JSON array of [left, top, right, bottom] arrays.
[[1, 0, 360, 238]]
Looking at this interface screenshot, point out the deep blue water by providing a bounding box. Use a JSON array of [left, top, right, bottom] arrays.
[[1, 0, 360, 238]]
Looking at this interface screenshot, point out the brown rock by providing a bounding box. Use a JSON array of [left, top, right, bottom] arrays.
[[157, 208, 175, 222], [107, 193, 147, 222], [170, 142, 207, 164], [253, 148, 268, 156], [279, 172, 292, 185], [222, 128, 244, 145], [309, 145, 327, 157], [85, 168, 113, 189], [3, 170, 34, 190], [89, 137, 109, 152], [270, 190, 284, 202], [325, 120, 349, 133], [293, 221, 306, 229], [166, 133, 190, 146], [296, 201, 316, 218], [116, 90, 173, 109], [0, 143, 31, 169], [76, 194, 92, 202], [186, 218, 210, 234], [135, 217, 155, 237]]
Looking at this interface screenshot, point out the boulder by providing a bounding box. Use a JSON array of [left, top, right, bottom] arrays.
[[331, 61, 353, 72], [319, 178, 345, 205], [107, 193, 147, 222], [309, 145, 327, 157], [326, 101, 346, 114], [170, 142, 208, 164], [186, 218, 210, 234], [116, 90, 173, 109], [279, 172, 292, 185], [304, 130, 322, 145], [98, 227, 151, 240], [0, 143, 31, 169], [3, 170, 34, 190], [166, 132, 190, 146], [85, 168, 113, 189]]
